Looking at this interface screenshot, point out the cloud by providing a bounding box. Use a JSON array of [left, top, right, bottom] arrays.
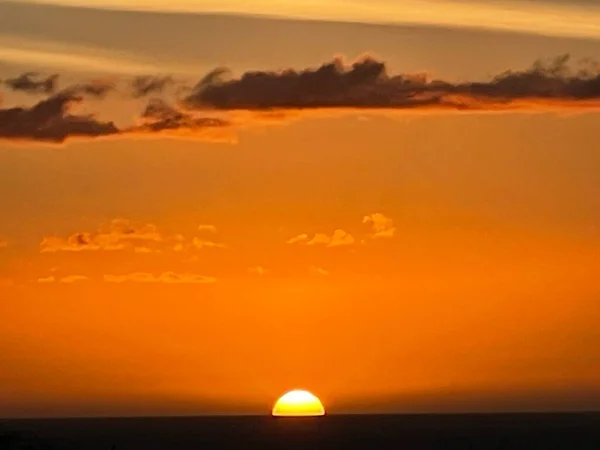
[[70, 80, 115, 98], [104, 272, 216, 284], [131, 76, 173, 98], [287, 230, 355, 247], [287, 234, 309, 244], [60, 275, 89, 283], [40, 218, 184, 253], [0, 91, 119, 143], [0, 94, 229, 143], [37, 276, 55, 283], [184, 55, 600, 112], [3, 55, 600, 144], [134, 246, 156, 254], [308, 229, 355, 247], [0, 239, 7, 248], [40, 218, 229, 254], [363, 213, 396, 239], [248, 266, 268, 276], [198, 224, 218, 233], [128, 98, 230, 136], [309, 266, 330, 277], [3, 72, 58, 94], [190, 238, 227, 250]]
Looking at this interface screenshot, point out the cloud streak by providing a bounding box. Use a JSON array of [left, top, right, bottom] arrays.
[[36, 275, 89, 283], [104, 272, 216, 284], [3, 72, 58, 94]]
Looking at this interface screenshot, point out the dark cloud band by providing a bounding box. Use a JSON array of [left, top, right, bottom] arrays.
[[1, 55, 599, 143], [184, 54, 600, 110]]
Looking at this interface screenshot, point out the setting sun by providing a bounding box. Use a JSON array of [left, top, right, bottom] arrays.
[[272, 390, 325, 417]]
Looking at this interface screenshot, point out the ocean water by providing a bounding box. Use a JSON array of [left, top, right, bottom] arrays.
[[1, 413, 600, 449]]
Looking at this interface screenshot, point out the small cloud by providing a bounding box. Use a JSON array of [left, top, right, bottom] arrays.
[[37, 276, 56, 283], [287, 234, 309, 244], [198, 224, 217, 233], [191, 238, 227, 250], [307, 229, 355, 247], [60, 275, 89, 283], [134, 246, 156, 253], [363, 213, 396, 239], [0, 239, 8, 248], [309, 266, 330, 277], [104, 272, 216, 284], [248, 266, 268, 276]]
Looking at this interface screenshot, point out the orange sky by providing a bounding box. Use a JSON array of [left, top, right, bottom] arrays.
[[0, 1, 600, 417]]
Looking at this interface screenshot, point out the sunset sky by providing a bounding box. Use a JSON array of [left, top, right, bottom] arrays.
[[1, 0, 600, 418]]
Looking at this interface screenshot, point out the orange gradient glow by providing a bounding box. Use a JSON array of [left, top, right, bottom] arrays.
[[272, 390, 325, 417]]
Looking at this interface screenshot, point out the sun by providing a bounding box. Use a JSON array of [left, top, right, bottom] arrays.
[[272, 390, 325, 417]]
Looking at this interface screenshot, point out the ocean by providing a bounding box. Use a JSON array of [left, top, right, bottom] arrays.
[[1, 413, 599, 449]]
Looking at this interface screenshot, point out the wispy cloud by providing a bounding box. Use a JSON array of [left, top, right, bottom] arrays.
[[129, 98, 230, 135], [131, 75, 173, 98], [37, 275, 90, 283], [286, 234, 309, 245], [0, 239, 8, 248], [309, 266, 330, 277], [3, 72, 58, 94], [190, 238, 227, 250], [248, 266, 268, 276], [104, 272, 216, 284], [37, 276, 56, 283], [61, 275, 89, 283], [0, 34, 162, 74], [15, 0, 600, 39], [198, 224, 218, 233]]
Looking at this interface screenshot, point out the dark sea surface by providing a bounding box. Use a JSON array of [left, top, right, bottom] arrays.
[[1, 413, 599, 450]]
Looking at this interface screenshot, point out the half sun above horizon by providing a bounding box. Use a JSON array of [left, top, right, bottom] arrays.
[[272, 390, 326, 417]]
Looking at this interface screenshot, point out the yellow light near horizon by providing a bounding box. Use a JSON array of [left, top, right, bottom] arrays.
[[272, 390, 325, 417]]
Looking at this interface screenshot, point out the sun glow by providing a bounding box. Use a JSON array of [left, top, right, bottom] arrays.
[[272, 390, 325, 417]]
